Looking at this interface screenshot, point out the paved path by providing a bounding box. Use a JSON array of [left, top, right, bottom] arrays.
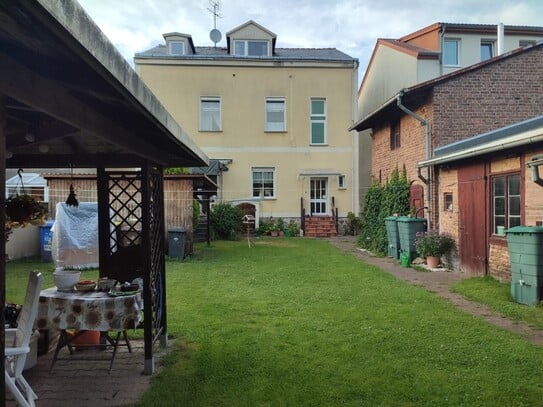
[[5, 339, 162, 407], [328, 235, 543, 346]]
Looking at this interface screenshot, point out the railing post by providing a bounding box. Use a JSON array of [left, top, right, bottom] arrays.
[[300, 197, 305, 234]]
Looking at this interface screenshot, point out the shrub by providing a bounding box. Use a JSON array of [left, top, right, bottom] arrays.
[[287, 220, 300, 236], [415, 230, 455, 258], [209, 202, 244, 240], [345, 212, 362, 236], [256, 218, 273, 235], [358, 166, 411, 255]]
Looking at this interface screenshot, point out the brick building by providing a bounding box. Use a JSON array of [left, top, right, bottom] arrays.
[[350, 43, 543, 277]]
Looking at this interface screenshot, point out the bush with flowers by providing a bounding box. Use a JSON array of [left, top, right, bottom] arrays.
[[414, 230, 455, 258]]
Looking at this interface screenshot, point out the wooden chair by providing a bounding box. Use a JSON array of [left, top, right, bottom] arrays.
[[5, 271, 43, 407]]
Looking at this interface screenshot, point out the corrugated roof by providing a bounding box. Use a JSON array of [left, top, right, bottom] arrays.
[[418, 115, 543, 167]]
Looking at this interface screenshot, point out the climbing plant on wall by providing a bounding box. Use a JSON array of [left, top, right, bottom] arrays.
[[358, 166, 411, 256]]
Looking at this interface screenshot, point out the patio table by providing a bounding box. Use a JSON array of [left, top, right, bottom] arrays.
[[36, 287, 143, 372]]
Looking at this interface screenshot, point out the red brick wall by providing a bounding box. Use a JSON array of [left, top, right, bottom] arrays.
[[371, 106, 431, 184], [433, 46, 543, 147]]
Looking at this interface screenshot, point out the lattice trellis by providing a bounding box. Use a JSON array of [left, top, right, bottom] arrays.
[[98, 167, 167, 374]]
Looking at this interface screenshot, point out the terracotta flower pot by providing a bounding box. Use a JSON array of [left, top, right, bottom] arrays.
[[426, 255, 440, 268]]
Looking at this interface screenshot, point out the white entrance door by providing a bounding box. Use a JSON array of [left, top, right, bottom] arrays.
[[310, 178, 327, 215]]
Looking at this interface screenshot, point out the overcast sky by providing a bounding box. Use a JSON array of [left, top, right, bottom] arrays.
[[77, 0, 543, 82]]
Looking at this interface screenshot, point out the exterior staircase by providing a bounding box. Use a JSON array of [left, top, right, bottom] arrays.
[[304, 216, 337, 237], [194, 215, 208, 243]]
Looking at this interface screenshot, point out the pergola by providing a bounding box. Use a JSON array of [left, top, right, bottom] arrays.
[[0, 0, 208, 395]]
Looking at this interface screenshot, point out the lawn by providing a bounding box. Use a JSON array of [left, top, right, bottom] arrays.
[[6, 239, 543, 406], [452, 275, 543, 330]]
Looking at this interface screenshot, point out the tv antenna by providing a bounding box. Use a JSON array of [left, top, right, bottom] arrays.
[[207, 0, 222, 47]]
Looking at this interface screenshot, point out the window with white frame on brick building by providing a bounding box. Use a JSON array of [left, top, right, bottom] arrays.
[[492, 173, 521, 235]]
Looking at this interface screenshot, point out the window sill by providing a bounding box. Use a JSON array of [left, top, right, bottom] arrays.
[[253, 197, 276, 200], [199, 130, 223, 133], [338, 187, 347, 190], [310, 143, 328, 146], [264, 130, 287, 133]]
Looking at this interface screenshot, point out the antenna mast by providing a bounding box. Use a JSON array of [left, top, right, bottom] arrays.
[[207, 0, 222, 47]]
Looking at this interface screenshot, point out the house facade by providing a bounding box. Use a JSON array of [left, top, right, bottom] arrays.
[[351, 43, 543, 277], [356, 23, 543, 212], [134, 21, 359, 236]]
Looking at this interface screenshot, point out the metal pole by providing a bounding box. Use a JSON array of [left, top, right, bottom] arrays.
[[1, 93, 6, 401]]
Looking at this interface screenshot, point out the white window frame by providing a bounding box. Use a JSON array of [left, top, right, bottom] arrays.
[[338, 175, 346, 189], [480, 40, 494, 61], [200, 97, 222, 131], [443, 38, 460, 66], [233, 40, 270, 56], [265, 98, 286, 132], [251, 167, 276, 199], [168, 40, 185, 56], [310, 98, 327, 145]]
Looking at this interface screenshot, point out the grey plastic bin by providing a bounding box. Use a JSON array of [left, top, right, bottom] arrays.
[[168, 227, 187, 259]]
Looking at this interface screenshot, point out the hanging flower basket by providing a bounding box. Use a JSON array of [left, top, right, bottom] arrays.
[[5, 194, 48, 228]]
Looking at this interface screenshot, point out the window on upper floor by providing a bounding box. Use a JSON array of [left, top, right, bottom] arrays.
[[233, 40, 269, 57], [492, 173, 521, 235], [390, 121, 400, 150], [443, 38, 459, 66], [200, 97, 221, 131], [169, 41, 185, 56], [265, 98, 286, 132], [252, 167, 275, 198], [310, 98, 326, 145], [480, 41, 494, 61]]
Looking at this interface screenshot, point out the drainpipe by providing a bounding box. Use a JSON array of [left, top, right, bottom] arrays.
[[497, 22, 505, 56], [396, 90, 432, 229]]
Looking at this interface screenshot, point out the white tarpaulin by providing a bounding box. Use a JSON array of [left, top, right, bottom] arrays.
[[52, 202, 99, 269]]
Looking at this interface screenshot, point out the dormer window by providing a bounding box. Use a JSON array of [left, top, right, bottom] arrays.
[[233, 40, 269, 56], [169, 41, 185, 56]]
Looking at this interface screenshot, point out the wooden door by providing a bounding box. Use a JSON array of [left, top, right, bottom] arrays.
[[458, 162, 487, 275]]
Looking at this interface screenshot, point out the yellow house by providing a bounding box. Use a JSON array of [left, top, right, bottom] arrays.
[[134, 20, 358, 236]]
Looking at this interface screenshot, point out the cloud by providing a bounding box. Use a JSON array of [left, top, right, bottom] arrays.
[[78, 0, 543, 79]]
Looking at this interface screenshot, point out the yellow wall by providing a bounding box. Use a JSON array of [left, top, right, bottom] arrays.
[[137, 62, 357, 218]]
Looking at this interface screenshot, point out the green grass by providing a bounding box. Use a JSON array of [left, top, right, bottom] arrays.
[[7, 240, 543, 406], [5, 257, 98, 304], [452, 275, 543, 330]]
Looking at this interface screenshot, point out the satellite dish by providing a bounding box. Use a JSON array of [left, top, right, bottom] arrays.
[[210, 28, 222, 45]]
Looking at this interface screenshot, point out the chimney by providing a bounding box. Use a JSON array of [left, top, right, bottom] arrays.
[[497, 22, 505, 55]]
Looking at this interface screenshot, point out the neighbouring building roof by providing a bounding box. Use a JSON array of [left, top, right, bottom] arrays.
[[350, 41, 543, 132], [418, 115, 543, 167]]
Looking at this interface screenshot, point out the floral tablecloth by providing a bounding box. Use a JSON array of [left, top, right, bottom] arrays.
[[36, 287, 143, 331]]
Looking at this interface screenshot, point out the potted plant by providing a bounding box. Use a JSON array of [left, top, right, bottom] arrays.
[[414, 230, 455, 268], [276, 218, 285, 236], [5, 194, 47, 228]]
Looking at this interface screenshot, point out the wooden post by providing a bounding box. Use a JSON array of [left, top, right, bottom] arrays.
[[1, 94, 6, 399]]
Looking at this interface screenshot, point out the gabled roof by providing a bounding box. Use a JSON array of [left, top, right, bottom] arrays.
[[350, 41, 543, 132], [400, 22, 543, 42], [379, 39, 440, 60], [226, 20, 277, 39]]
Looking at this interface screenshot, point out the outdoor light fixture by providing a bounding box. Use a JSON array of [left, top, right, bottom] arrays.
[[24, 132, 35, 142]]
